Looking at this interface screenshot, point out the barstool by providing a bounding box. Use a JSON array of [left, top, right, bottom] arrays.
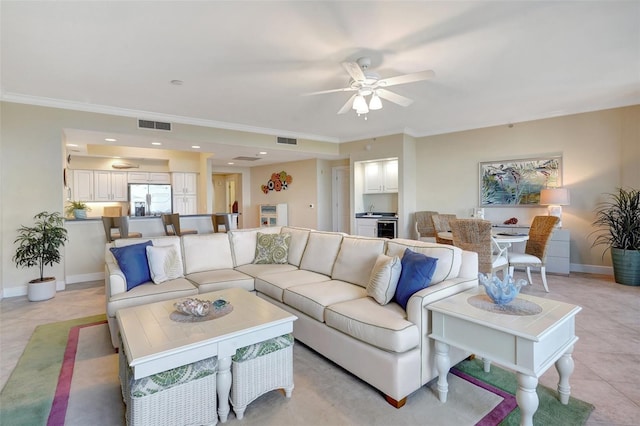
[[102, 216, 142, 243], [211, 213, 235, 233], [161, 213, 197, 236]]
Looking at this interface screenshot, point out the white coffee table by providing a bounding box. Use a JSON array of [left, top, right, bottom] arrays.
[[429, 288, 581, 426], [117, 287, 297, 423]]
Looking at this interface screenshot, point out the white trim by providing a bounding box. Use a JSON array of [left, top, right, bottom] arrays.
[[570, 263, 613, 275]]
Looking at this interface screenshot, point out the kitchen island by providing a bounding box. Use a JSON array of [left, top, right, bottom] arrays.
[[63, 215, 217, 285]]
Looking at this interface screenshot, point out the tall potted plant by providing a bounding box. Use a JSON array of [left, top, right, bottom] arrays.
[[13, 211, 68, 301], [591, 187, 640, 285]]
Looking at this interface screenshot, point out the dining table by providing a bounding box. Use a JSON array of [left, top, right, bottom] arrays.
[[436, 231, 530, 247]]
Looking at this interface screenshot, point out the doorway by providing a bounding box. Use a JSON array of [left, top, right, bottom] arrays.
[[212, 173, 241, 213], [332, 166, 350, 233]]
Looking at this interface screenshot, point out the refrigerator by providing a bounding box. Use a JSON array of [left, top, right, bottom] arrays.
[[128, 184, 172, 216]]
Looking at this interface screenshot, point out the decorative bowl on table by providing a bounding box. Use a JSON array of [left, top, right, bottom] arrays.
[[174, 298, 212, 317], [478, 273, 528, 305]]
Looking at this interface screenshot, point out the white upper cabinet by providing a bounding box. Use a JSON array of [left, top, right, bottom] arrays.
[[72, 170, 94, 201], [128, 172, 170, 184], [172, 172, 197, 195], [363, 159, 398, 194], [94, 171, 128, 202]]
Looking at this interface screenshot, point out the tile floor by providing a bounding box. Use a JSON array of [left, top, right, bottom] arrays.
[[1, 273, 638, 425]]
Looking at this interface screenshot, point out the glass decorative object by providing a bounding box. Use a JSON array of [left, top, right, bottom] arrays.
[[478, 273, 528, 305]]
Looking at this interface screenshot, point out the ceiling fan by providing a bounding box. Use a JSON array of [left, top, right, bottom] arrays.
[[305, 57, 435, 117]]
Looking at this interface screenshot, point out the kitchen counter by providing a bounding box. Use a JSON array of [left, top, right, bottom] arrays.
[[355, 212, 398, 220]]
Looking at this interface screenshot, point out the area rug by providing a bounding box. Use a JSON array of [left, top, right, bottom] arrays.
[[0, 315, 594, 425]]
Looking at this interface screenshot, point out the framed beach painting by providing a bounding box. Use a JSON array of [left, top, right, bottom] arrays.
[[479, 156, 562, 206]]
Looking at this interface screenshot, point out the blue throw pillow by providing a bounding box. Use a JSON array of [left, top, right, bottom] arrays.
[[110, 241, 153, 291], [394, 249, 438, 309]]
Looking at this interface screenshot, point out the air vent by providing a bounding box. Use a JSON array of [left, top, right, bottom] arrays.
[[138, 119, 172, 131], [233, 156, 262, 161], [277, 136, 297, 145]]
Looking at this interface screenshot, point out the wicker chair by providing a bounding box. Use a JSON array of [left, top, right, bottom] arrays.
[[161, 213, 197, 236], [431, 214, 457, 244], [508, 215, 559, 292], [450, 219, 509, 277], [414, 211, 438, 242]]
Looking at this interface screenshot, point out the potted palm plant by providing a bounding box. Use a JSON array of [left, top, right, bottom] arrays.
[[13, 211, 68, 301], [65, 200, 91, 219], [591, 187, 640, 285]]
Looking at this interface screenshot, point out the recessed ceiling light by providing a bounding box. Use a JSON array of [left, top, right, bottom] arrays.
[[227, 162, 234, 165], [259, 151, 267, 155], [151, 142, 162, 146], [105, 138, 117, 142], [192, 145, 200, 149], [66, 143, 78, 147], [170, 80, 184, 85]]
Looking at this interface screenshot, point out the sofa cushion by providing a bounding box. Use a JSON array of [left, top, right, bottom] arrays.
[[367, 254, 402, 305], [186, 269, 255, 293], [235, 263, 298, 278], [299, 231, 344, 276], [386, 239, 462, 285], [146, 244, 184, 284], [394, 249, 438, 309], [280, 226, 311, 266], [182, 233, 233, 274], [229, 227, 281, 266], [283, 280, 366, 322], [331, 236, 385, 287], [325, 297, 419, 353], [110, 241, 153, 290], [255, 269, 331, 303], [253, 232, 291, 264]]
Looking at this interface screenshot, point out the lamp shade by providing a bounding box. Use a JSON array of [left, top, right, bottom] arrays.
[[540, 188, 570, 206]]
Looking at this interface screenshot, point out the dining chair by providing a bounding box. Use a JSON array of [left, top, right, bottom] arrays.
[[431, 214, 457, 244], [161, 213, 198, 236], [102, 216, 142, 243], [414, 211, 438, 242], [211, 213, 236, 233], [450, 219, 509, 278], [508, 215, 559, 292]]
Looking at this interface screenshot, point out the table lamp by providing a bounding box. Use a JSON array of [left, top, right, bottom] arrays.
[[540, 188, 570, 227]]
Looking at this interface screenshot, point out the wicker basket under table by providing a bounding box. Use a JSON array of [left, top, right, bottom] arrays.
[[230, 334, 294, 420], [122, 355, 218, 426]]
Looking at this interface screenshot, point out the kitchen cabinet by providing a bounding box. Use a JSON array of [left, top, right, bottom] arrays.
[[72, 170, 94, 201], [128, 172, 170, 184], [172, 172, 197, 195], [172, 172, 198, 215], [259, 204, 287, 227], [363, 159, 398, 194], [492, 226, 570, 274], [174, 195, 198, 215], [94, 171, 128, 202], [355, 218, 378, 237]]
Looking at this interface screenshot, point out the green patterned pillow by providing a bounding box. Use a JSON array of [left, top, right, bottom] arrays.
[[253, 232, 291, 264], [129, 356, 217, 398]]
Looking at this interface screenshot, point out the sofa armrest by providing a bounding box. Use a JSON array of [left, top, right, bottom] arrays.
[[105, 260, 127, 297]]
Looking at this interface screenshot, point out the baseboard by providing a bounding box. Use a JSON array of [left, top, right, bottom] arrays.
[[1, 273, 105, 300], [570, 263, 613, 275]]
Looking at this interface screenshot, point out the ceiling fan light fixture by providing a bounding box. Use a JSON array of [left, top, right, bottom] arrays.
[[356, 102, 369, 115], [369, 93, 382, 110], [353, 95, 367, 111]]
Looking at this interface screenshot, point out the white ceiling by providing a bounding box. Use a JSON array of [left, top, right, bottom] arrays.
[[2, 1, 639, 166]]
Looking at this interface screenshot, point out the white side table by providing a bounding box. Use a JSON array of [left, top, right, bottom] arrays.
[[429, 288, 581, 426]]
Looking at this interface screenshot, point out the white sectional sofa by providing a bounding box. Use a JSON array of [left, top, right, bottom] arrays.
[[105, 226, 478, 407]]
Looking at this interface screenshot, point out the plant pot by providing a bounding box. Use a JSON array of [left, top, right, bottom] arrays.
[[74, 209, 87, 219], [611, 248, 640, 286], [27, 277, 57, 301]]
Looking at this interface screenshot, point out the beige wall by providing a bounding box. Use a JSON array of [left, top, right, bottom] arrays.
[[414, 105, 640, 271], [250, 159, 320, 230]]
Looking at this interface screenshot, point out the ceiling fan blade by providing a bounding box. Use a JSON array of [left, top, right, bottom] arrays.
[[337, 94, 357, 114], [342, 61, 366, 81], [376, 89, 414, 107], [302, 87, 355, 96], [378, 70, 435, 87]]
